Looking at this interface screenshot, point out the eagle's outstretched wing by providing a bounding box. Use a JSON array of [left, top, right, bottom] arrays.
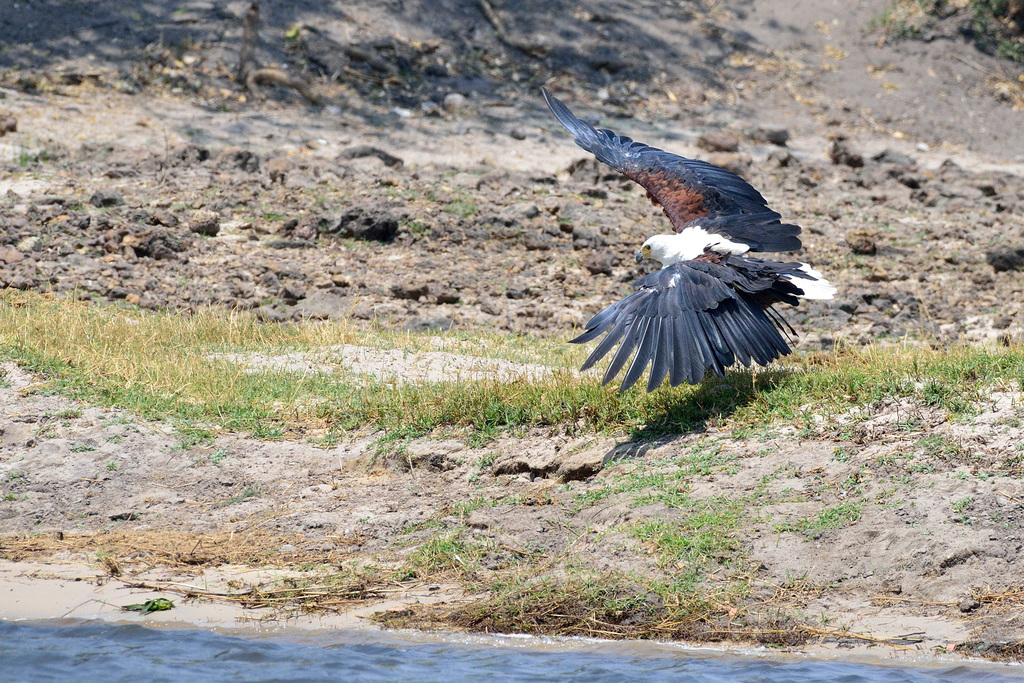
[[570, 258, 809, 392], [542, 88, 802, 253]]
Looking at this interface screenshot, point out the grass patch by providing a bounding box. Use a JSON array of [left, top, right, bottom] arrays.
[[2, 292, 1023, 443], [775, 501, 863, 535], [398, 531, 489, 579]]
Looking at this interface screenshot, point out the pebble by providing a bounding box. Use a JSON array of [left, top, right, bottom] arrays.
[[189, 210, 220, 236], [697, 130, 740, 153], [845, 229, 878, 255], [90, 189, 124, 207]]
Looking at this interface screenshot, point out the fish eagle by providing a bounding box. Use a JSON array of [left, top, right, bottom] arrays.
[[543, 88, 835, 392]]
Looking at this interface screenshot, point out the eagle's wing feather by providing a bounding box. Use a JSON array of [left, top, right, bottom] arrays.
[[570, 259, 795, 391], [543, 88, 802, 253]]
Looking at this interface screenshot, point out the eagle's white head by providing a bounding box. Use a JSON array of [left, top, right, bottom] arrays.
[[636, 228, 750, 267]]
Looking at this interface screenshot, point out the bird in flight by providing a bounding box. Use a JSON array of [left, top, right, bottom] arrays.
[[542, 88, 835, 392]]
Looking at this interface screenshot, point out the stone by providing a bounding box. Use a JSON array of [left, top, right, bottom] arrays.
[[872, 149, 916, 166], [434, 286, 461, 305], [505, 283, 531, 299], [490, 437, 628, 482], [224, 148, 260, 173], [121, 229, 186, 259], [571, 225, 605, 250], [697, 130, 740, 153], [0, 112, 16, 136], [523, 232, 552, 251], [334, 206, 400, 242], [403, 315, 453, 332], [583, 251, 614, 276], [278, 280, 307, 302], [443, 93, 467, 110], [767, 149, 799, 168], [829, 139, 864, 168], [16, 236, 40, 254], [845, 229, 877, 255], [390, 282, 430, 300], [749, 124, 790, 146], [189, 210, 220, 236], [986, 246, 1024, 272], [502, 203, 540, 221], [90, 189, 124, 207], [292, 290, 351, 320], [959, 597, 981, 613], [0, 247, 24, 264]]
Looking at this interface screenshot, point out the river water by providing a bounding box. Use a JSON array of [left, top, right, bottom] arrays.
[[2, 619, 1022, 682]]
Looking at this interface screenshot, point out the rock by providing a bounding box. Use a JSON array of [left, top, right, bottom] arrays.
[[959, 598, 981, 613], [189, 210, 220, 236], [424, 63, 449, 78], [986, 246, 1024, 272], [265, 157, 292, 183], [0, 112, 16, 136], [583, 251, 614, 276], [523, 232, 552, 251], [171, 145, 210, 166], [279, 281, 307, 303], [829, 139, 864, 168], [151, 209, 179, 227], [390, 282, 430, 300], [845, 229, 877, 255], [502, 203, 540, 222], [291, 216, 319, 242], [279, 544, 298, 553], [402, 439, 465, 471], [767, 149, 799, 167], [15, 236, 39, 253], [222, 148, 260, 173], [749, 124, 790, 146], [697, 130, 740, 153], [0, 247, 23, 264], [434, 286, 461, 304], [337, 146, 404, 169], [443, 93, 467, 110], [121, 229, 185, 259], [334, 206, 400, 242], [403, 314, 453, 332], [292, 290, 350, 320], [491, 437, 625, 482], [266, 239, 315, 249], [90, 189, 124, 207], [872, 149, 916, 166], [571, 225, 605, 250], [505, 283, 531, 299]]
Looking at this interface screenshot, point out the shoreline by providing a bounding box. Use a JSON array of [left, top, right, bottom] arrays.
[[0, 557, 1004, 672]]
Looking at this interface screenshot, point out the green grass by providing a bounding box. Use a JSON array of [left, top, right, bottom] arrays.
[[871, 0, 1024, 63], [631, 498, 745, 578], [2, 292, 1023, 443], [775, 501, 863, 535], [399, 531, 490, 579]]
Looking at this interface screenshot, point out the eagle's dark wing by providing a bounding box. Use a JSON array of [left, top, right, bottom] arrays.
[[570, 258, 807, 392], [542, 88, 801, 253]]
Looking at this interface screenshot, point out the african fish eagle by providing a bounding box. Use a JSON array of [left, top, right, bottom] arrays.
[[543, 88, 836, 392]]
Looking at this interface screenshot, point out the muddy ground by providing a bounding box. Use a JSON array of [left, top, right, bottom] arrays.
[[3, 0, 1024, 663]]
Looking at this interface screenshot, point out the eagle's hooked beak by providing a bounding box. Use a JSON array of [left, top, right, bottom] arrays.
[[635, 250, 644, 264]]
